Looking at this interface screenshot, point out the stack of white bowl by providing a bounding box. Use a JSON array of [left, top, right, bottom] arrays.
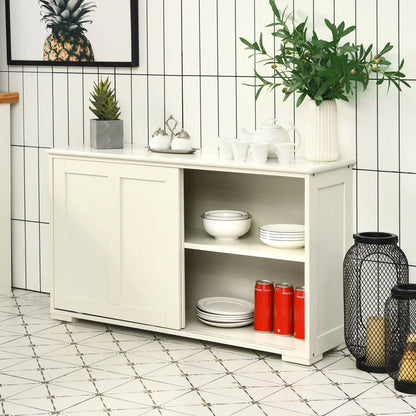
[[195, 296, 254, 327], [201, 209, 252, 241], [259, 224, 305, 248]]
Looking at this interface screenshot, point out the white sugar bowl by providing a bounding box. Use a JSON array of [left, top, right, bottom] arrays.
[[171, 129, 193, 151], [150, 128, 171, 150]]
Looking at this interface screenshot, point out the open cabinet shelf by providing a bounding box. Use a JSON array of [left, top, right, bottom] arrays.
[[185, 229, 305, 262]]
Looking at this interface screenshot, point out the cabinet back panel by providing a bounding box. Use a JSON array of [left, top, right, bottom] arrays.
[[185, 250, 304, 311], [184, 170, 305, 234]]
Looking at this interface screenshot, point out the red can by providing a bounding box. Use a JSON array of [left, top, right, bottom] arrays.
[[294, 286, 305, 339], [254, 280, 274, 332], [274, 283, 294, 335]]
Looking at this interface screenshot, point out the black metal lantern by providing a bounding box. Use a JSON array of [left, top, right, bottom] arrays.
[[385, 284, 416, 394], [343, 232, 409, 372]]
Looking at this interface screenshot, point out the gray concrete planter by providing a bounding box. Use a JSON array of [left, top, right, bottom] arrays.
[[90, 119, 124, 149]]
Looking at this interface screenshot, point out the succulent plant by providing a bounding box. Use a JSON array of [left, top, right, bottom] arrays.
[[89, 77, 121, 120]]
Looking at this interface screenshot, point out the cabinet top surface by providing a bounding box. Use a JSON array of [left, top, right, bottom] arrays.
[[47, 145, 355, 175]]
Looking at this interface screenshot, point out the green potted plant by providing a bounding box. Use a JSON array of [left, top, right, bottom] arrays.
[[89, 77, 123, 149], [240, 0, 410, 161]]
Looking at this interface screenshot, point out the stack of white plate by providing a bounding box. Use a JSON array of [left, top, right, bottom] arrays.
[[259, 224, 305, 248], [195, 297, 254, 327]]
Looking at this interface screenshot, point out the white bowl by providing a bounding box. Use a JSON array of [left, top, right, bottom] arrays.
[[201, 213, 252, 241], [203, 209, 251, 220]]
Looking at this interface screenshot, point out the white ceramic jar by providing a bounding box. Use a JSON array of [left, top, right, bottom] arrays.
[[150, 128, 171, 150], [171, 129, 192, 151]]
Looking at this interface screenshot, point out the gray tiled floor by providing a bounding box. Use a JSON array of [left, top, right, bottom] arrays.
[[0, 289, 415, 416]]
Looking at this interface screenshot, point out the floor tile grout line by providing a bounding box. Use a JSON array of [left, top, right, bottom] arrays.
[[150, 335, 215, 415], [55, 322, 112, 415], [205, 343, 269, 416], [260, 354, 320, 416], [9, 292, 58, 415], [104, 327, 164, 415]]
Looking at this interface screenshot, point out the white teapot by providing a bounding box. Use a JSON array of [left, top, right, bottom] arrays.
[[241, 118, 301, 158]]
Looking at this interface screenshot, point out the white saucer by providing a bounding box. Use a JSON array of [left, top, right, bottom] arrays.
[[197, 316, 254, 328], [259, 224, 305, 233], [195, 307, 253, 322], [259, 237, 305, 248], [197, 297, 254, 316]]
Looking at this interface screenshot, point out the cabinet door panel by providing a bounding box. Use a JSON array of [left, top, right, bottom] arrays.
[[52, 159, 183, 329], [115, 166, 183, 328]]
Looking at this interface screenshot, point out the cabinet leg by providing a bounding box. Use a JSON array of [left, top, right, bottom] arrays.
[[281, 353, 323, 366], [51, 312, 77, 323]]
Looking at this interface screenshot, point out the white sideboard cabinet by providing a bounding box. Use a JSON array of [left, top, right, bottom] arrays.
[[48, 146, 354, 365]]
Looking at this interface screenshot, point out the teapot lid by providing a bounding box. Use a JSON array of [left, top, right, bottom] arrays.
[[261, 118, 283, 129], [175, 129, 191, 139], [152, 127, 168, 137]]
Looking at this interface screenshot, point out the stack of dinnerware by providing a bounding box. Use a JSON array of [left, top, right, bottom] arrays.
[[201, 209, 252, 240], [195, 296, 254, 327], [259, 224, 305, 248]]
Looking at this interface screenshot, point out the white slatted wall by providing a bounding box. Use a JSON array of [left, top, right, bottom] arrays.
[[0, 0, 415, 292]]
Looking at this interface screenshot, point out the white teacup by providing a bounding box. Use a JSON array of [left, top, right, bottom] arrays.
[[249, 142, 269, 164], [218, 137, 236, 160], [275, 142, 297, 164], [232, 140, 250, 162]]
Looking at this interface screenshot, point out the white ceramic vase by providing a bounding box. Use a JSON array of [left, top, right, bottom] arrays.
[[305, 99, 339, 162]]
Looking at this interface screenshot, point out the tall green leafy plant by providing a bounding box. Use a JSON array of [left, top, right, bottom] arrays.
[[240, 0, 409, 106]]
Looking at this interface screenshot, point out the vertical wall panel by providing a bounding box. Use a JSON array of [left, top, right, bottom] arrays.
[[183, 76, 201, 148], [147, 76, 165, 139], [379, 172, 400, 237], [25, 222, 40, 291], [131, 75, 148, 145], [357, 170, 378, 232], [37, 72, 54, 148], [236, 0, 255, 77], [401, 174, 416, 267], [0, 0, 6, 71], [164, 76, 183, 130], [11, 146, 24, 221], [39, 223, 50, 293], [68, 73, 84, 147], [218, 1, 236, 76], [9, 72, 24, 146], [52, 72, 69, 147], [24, 147, 39, 222], [11, 220, 25, 289], [400, 2, 416, 79], [1, 1, 416, 291], [200, 76, 219, 150], [218, 77, 236, 138], [182, 0, 200, 76], [23, 72, 38, 147], [356, 85, 378, 170], [399, 81, 416, 174], [116, 74, 133, 144], [200, 0, 217, 76], [38, 149, 49, 224], [164, 0, 182, 75], [147, 0, 164, 74]]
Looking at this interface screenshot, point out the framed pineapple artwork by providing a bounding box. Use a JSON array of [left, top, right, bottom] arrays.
[[5, 0, 139, 67]]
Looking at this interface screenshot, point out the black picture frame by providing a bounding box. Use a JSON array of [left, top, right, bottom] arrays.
[[5, 0, 139, 67]]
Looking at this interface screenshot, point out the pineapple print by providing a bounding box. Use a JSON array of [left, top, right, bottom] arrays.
[[39, 0, 96, 62]]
